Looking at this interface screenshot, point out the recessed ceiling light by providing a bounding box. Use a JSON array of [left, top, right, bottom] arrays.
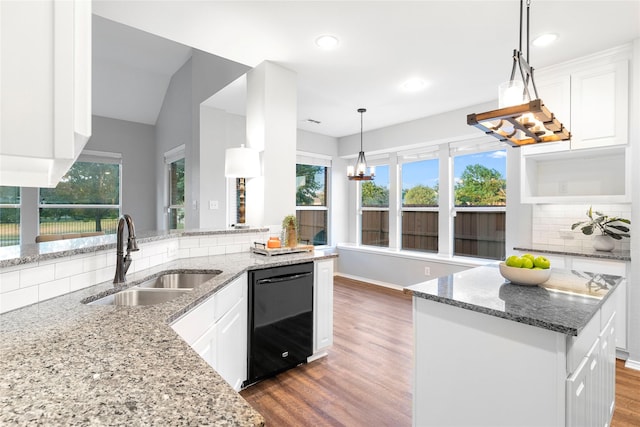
[[532, 33, 558, 47], [400, 78, 428, 92], [315, 35, 339, 50]]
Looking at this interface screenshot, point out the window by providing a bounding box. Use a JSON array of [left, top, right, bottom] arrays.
[[39, 153, 121, 236], [453, 149, 506, 260], [296, 160, 329, 246], [0, 186, 20, 246], [169, 158, 185, 230], [165, 145, 185, 230], [401, 155, 439, 253], [361, 164, 389, 247]]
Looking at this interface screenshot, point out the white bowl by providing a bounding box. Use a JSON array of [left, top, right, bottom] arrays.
[[499, 262, 551, 286]]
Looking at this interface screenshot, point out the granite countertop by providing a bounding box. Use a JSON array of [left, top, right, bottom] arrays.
[[0, 250, 336, 426], [0, 227, 269, 268], [514, 246, 631, 262], [404, 264, 623, 336]]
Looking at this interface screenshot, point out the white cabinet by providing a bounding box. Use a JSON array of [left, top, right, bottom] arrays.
[[215, 296, 247, 391], [519, 45, 631, 203], [571, 60, 628, 150], [520, 145, 630, 204], [0, 0, 91, 187], [171, 273, 247, 391], [412, 285, 619, 427], [567, 313, 616, 427], [313, 258, 334, 357]]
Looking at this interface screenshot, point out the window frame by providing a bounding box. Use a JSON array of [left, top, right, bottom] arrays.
[[37, 151, 123, 236], [296, 152, 331, 247], [0, 186, 21, 246], [399, 148, 440, 253], [358, 157, 390, 247], [164, 145, 186, 231], [353, 139, 508, 261]]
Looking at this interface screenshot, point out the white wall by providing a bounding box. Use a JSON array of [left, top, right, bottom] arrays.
[[87, 116, 157, 231]]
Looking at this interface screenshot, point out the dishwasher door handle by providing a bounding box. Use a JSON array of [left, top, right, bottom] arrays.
[[257, 272, 312, 285]]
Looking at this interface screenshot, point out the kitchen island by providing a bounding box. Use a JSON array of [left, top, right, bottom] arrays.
[[0, 247, 336, 426], [405, 264, 623, 427]]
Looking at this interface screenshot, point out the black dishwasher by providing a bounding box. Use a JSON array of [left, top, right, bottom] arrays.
[[244, 262, 314, 387]]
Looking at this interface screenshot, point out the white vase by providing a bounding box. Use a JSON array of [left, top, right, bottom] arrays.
[[593, 235, 615, 252]]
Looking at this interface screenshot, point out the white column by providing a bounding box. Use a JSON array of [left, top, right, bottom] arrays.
[[245, 61, 297, 228]]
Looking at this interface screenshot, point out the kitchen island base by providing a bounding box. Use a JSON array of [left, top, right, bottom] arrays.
[[408, 265, 619, 427]]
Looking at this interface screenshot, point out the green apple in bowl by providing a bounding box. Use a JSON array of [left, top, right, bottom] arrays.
[[533, 255, 551, 269]]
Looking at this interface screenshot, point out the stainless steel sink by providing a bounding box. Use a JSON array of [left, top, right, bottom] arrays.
[[86, 271, 221, 306], [89, 288, 192, 306], [136, 272, 220, 289], [113, 288, 191, 306]]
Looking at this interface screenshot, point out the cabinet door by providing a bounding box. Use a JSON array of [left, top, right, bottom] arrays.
[[314, 259, 334, 353], [571, 60, 628, 150], [567, 344, 595, 427], [521, 74, 571, 156], [0, 0, 91, 187], [599, 314, 616, 424], [191, 324, 218, 369], [215, 299, 247, 391]]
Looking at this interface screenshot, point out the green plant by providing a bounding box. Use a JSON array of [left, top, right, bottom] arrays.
[[282, 214, 297, 230], [571, 206, 630, 240]]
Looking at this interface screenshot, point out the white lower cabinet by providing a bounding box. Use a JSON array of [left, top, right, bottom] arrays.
[[413, 287, 618, 427], [567, 313, 616, 427], [171, 273, 247, 391], [313, 258, 334, 356]]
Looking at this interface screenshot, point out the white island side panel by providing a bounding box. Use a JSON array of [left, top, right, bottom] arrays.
[[413, 297, 567, 427]]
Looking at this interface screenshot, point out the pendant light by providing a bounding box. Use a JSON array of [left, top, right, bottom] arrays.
[[467, 0, 570, 147], [347, 108, 375, 181]]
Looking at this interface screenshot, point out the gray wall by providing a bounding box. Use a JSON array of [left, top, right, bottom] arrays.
[[87, 116, 156, 231], [155, 58, 193, 230], [154, 51, 249, 230], [337, 247, 471, 288]]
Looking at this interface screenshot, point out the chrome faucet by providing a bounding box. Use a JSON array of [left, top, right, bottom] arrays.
[[113, 214, 139, 284]]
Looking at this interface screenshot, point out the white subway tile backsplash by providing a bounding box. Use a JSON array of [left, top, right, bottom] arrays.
[[0, 286, 39, 314], [1, 230, 272, 313], [70, 271, 96, 292], [189, 247, 209, 258], [199, 237, 218, 247], [20, 264, 55, 288], [0, 270, 20, 293], [532, 204, 631, 252], [55, 258, 84, 279], [208, 246, 225, 256], [39, 278, 70, 301], [179, 237, 199, 249]]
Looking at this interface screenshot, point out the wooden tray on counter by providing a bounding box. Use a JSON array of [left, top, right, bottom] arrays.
[[251, 241, 314, 256]]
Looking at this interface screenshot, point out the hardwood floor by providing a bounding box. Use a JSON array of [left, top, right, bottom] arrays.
[[240, 276, 640, 427]]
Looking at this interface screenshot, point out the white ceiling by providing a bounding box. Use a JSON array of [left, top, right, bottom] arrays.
[[92, 0, 640, 138]]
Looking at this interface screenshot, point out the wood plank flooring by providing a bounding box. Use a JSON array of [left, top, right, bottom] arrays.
[[240, 276, 640, 427]]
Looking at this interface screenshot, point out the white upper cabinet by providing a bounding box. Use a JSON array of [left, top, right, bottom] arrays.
[[519, 44, 632, 203], [570, 60, 629, 150], [0, 0, 91, 188], [521, 44, 630, 156]]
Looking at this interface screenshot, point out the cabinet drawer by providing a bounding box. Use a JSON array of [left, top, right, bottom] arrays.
[[214, 273, 246, 323]]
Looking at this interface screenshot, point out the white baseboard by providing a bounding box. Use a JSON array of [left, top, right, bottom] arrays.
[[308, 351, 328, 363], [334, 272, 404, 291], [624, 358, 640, 371]]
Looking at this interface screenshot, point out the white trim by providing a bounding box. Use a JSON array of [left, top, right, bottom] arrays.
[[337, 243, 491, 268], [625, 358, 640, 371], [164, 144, 186, 164], [297, 151, 332, 167], [80, 150, 122, 160], [296, 205, 328, 211], [334, 272, 404, 291]]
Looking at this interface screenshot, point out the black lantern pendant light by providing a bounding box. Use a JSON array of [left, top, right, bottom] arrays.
[[347, 108, 375, 181], [467, 0, 570, 147]]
